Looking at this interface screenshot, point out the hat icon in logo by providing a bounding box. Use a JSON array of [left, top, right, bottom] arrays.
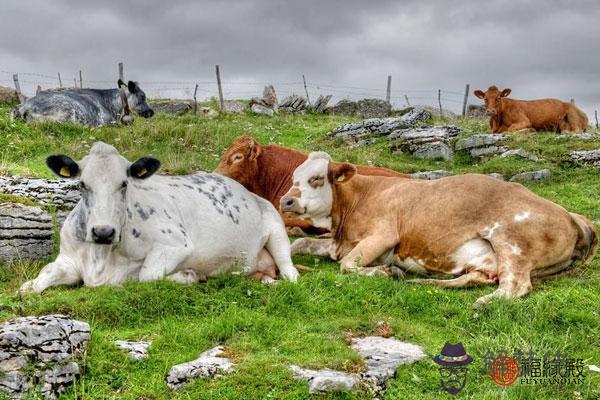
[[434, 342, 473, 395]]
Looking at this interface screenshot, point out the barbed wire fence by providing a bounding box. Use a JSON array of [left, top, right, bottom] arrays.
[[1, 64, 478, 117]]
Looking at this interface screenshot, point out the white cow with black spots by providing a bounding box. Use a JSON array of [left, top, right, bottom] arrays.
[[19, 142, 298, 293]]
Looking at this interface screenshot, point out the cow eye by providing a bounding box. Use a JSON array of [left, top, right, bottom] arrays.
[[308, 176, 324, 188], [231, 154, 244, 163]]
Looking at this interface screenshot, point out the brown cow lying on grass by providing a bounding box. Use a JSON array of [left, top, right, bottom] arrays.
[[214, 135, 411, 233], [474, 86, 588, 133], [282, 151, 597, 306]]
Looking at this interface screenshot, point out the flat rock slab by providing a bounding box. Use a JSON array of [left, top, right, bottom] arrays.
[[410, 170, 452, 180], [115, 340, 151, 360], [569, 149, 600, 167], [166, 346, 234, 390], [0, 203, 53, 262], [557, 132, 599, 140], [390, 126, 461, 161], [455, 134, 508, 150], [222, 100, 246, 113], [510, 169, 552, 182], [290, 366, 360, 394], [250, 103, 274, 116], [0, 176, 80, 209], [0, 315, 90, 399], [500, 148, 539, 161]]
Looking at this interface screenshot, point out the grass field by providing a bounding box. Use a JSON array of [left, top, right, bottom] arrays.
[[0, 103, 599, 399]]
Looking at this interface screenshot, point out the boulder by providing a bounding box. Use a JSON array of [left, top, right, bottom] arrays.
[[390, 126, 461, 161], [279, 94, 307, 113], [356, 99, 391, 118], [500, 148, 539, 162], [0, 86, 19, 104], [0, 176, 80, 209], [150, 100, 192, 116], [0, 315, 90, 399], [221, 100, 246, 114], [289, 366, 360, 394], [455, 134, 509, 158], [510, 169, 551, 182], [569, 149, 600, 167], [328, 118, 411, 144], [312, 95, 332, 113], [166, 346, 234, 390], [410, 170, 452, 180], [115, 340, 151, 361], [250, 103, 274, 116], [0, 203, 53, 262], [327, 100, 358, 116], [396, 107, 432, 125], [261, 85, 278, 109]]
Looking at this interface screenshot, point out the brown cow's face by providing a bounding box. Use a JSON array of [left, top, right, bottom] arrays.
[[280, 151, 356, 229], [474, 86, 511, 117], [214, 135, 261, 187]]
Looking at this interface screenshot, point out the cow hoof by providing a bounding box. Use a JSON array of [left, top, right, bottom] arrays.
[[286, 227, 307, 237], [281, 267, 299, 283], [18, 280, 35, 295]]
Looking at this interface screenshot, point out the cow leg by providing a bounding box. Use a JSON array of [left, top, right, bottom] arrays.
[[407, 270, 496, 288], [506, 120, 533, 132], [474, 256, 533, 307], [339, 236, 397, 274], [138, 245, 191, 282], [19, 256, 81, 294], [264, 221, 299, 282], [291, 238, 333, 258]]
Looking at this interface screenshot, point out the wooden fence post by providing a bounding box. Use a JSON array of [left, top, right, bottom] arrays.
[[302, 74, 311, 106], [404, 94, 410, 107], [79, 70, 83, 88], [386, 75, 392, 104], [73, 78, 77, 88], [118, 62, 124, 82], [595, 110, 598, 129], [215, 65, 224, 112], [570, 98, 575, 104], [193, 84, 199, 114], [437, 89, 443, 118], [57, 72, 63, 88], [462, 83, 470, 117], [12, 74, 24, 104]]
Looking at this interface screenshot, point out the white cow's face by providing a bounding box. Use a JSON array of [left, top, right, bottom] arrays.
[[280, 151, 356, 229], [47, 142, 160, 245]]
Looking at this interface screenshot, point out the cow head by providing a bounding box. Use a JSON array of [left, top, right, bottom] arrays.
[[46, 142, 161, 245], [280, 151, 356, 229], [117, 80, 154, 118], [474, 86, 512, 117], [214, 135, 262, 186]]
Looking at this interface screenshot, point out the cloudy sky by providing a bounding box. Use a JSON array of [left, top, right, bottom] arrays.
[[2, 0, 599, 116]]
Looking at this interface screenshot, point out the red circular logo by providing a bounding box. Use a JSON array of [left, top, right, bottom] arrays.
[[489, 356, 520, 387]]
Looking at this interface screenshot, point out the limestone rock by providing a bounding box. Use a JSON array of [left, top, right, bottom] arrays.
[[250, 85, 278, 112], [312, 95, 332, 113], [0, 203, 53, 262], [221, 100, 246, 113], [510, 169, 551, 182], [356, 99, 391, 118], [390, 126, 461, 161], [166, 346, 234, 390], [328, 117, 412, 145], [290, 366, 360, 394], [250, 103, 274, 116], [115, 340, 151, 360], [470, 145, 509, 158], [569, 149, 600, 167], [0, 315, 90, 399], [279, 94, 307, 113], [150, 100, 192, 116], [327, 100, 357, 116], [410, 170, 452, 180], [0, 176, 81, 209], [396, 107, 432, 125], [556, 132, 598, 140], [455, 134, 508, 151], [500, 148, 539, 161]]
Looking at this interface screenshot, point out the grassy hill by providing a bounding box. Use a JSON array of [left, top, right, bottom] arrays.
[[0, 104, 599, 399]]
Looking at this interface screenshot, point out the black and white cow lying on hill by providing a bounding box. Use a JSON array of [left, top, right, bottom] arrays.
[[19, 142, 298, 293], [11, 80, 154, 126]]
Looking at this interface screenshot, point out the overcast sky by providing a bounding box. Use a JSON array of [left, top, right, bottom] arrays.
[[1, 0, 599, 116]]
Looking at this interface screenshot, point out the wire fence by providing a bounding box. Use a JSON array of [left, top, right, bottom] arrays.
[[1, 68, 472, 114]]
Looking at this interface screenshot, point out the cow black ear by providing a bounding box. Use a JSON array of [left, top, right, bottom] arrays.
[[127, 80, 137, 93], [118, 79, 126, 89], [328, 162, 356, 185], [128, 157, 161, 179], [46, 155, 80, 178]]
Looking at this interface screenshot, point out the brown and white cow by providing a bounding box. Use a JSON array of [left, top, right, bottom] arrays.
[[214, 135, 411, 233], [474, 86, 588, 133], [281, 151, 597, 306]]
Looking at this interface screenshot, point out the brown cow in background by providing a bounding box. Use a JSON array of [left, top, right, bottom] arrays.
[[474, 86, 588, 133], [214, 135, 411, 234]]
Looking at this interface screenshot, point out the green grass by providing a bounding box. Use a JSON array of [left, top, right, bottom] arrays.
[[0, 105, 599, 399]]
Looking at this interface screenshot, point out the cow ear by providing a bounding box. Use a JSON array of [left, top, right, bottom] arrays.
[[248, 138, 262, 160], [128, 157, 161, 180], [127, 80, 137, 93], [501, 88, 512, 97], [46, 155, 80, 178], [328, 162, 356, 185], [118, 79, 126, 89], [474, 90, 485, 99]]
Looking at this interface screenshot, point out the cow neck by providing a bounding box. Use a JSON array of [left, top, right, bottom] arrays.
[[256, 145, 308, 205], [330, 176, 370, 243]]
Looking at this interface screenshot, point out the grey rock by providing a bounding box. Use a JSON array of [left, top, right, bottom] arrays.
[[510, 169, 552, 182], [115, 340, 151, 360], [250, 103, 274, 116], [221, 100, 246, 113], [356, 99, 391, 118], [500, 148, 539, 161], [397, 107, 432, 125], [466, 104, 486, 117], [390, 125, 461, 161], [0, 203, 53, 262], [166, 346, 234, 390], [312, 95, 332, 113], [569, 149, 600, 167], [488, 173, 505, 181], [327, 99, 358, 116], [289, 365, 360, 394], [150, 100, 192, 116], [455, 134, 507, 150], [556, 132, 598, 140], [410, 170, 452, 180], [328, 117, 413, 145], [279, 94, 307, 113], [0, 176, 81, 209], [0, 315, 90, 399], [469, 145, 509, 158], [413, 105, 456, 118], [261, 85, 278, 110]]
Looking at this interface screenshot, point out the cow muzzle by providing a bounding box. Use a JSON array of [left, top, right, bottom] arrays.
[[91, 225, 116, 244], [141, 109, 154, 118], [486, 109, 497, 116], [280, 195, 305, 215]]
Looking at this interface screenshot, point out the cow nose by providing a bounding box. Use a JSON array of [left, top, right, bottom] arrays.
[[91, 226, 116, 244], [143, 109, 154, 118], [280, 196, 297, 211], [486, 109, 497, 116]]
